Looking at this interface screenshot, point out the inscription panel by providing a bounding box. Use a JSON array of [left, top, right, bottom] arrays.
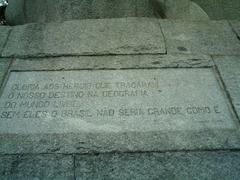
[[0, 69, 236, 134]]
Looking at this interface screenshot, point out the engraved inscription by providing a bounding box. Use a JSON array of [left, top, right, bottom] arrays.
[[0, 69, 236, 134]]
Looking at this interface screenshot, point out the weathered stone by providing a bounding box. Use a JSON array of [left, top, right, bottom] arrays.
[[0, 55, 240, 154], [192, 0, 240, 20], [0, 58, 11, 87], [75, 151, 240, 180], [160, 20, 240, 55], [6, 0, 155, 25], [2, 18, 166, 58], [229, 20, 240, 39], [11, 54, 213, 70], [0, 26, 11, 55], [0, 69, 235, 133], [214, 55, 240, 119], [0, 155, 74, 180]]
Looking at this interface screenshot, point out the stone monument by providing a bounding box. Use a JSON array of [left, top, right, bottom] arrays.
[[6, 0, 209, 25], [0, 0, 240, 179]]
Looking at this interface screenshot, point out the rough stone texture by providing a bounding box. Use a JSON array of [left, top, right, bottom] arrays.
[[0, 155, 74, 180], [0, 69, 235, 133], [5, 0, 209, 25], [75, 151, 240, 180], [193, 0, 240, 20], [2, 18, 166, 58], [10, 54, 213, 70], [0, 26, 11, 55], [0, 58, 11, 87], [6, 0, 155, 25], [160, 20, 240, 55], [229, 20, 240, 39], [0, 55, 240, 154], [214, 55, 240, 119]]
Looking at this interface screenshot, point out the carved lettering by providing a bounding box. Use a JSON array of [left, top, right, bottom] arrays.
[[0, 69, 236, 133]]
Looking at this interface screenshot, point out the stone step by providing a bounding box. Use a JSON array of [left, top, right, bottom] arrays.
[[1, 18, 240, 58], [1, 151, 240, 179], [1, 18, 166, 58]]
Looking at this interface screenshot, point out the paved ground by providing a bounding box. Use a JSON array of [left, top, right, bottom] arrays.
[[0, 18, 240, 179]]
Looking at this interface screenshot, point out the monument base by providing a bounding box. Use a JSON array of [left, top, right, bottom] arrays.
[[0, 17, 240, 179]]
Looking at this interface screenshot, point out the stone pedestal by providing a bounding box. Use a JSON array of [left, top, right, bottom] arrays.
[[0, 1, 240, 179]]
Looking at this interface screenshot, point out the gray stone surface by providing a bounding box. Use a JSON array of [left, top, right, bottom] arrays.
[[6, 0, 155, 25], [229, 21, 240, 39], [0, 55, 240, 154], [160, 20, 240, 55], [0, 68, 236, 133], [0, 58, 11, 87], [214, 55, 240, 119], [5, 0, 209, 25], [0, 26, 11, 55], [2, 18, 166, 58], [4, 0, 25, 25], [75, 151, 240, 180], [158, 0, 209, 20], [193, 0, 240, 20], [156, 0, 190, 19], [0, 155, 74, 180], [10, 54, 213, 70], [189, 1, 209, 21]]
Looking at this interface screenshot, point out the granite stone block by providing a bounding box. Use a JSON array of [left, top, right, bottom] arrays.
[[2, 18, 166, 58], [75, 151, 240, 180], [11, 54, 213, 70], [0, 55, 239, 154], [0, 154, 74, 180], [160, 20, 240, 55]]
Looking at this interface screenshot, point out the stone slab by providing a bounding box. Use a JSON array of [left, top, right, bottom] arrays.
[[214, 55, 240, 119], [229, 20, 240, 39], [0, 26, 11, 55], [160, 20, 240, 55], [2, 18, 166, 58], [6, 0, 155, 25], [1, 56, 240, 154], [0, 68, 236, 134], [1, 55, 239, 154], [75, 151, 240, 180], [0, 155, 74, 180], [11, 54, 213, 70]]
